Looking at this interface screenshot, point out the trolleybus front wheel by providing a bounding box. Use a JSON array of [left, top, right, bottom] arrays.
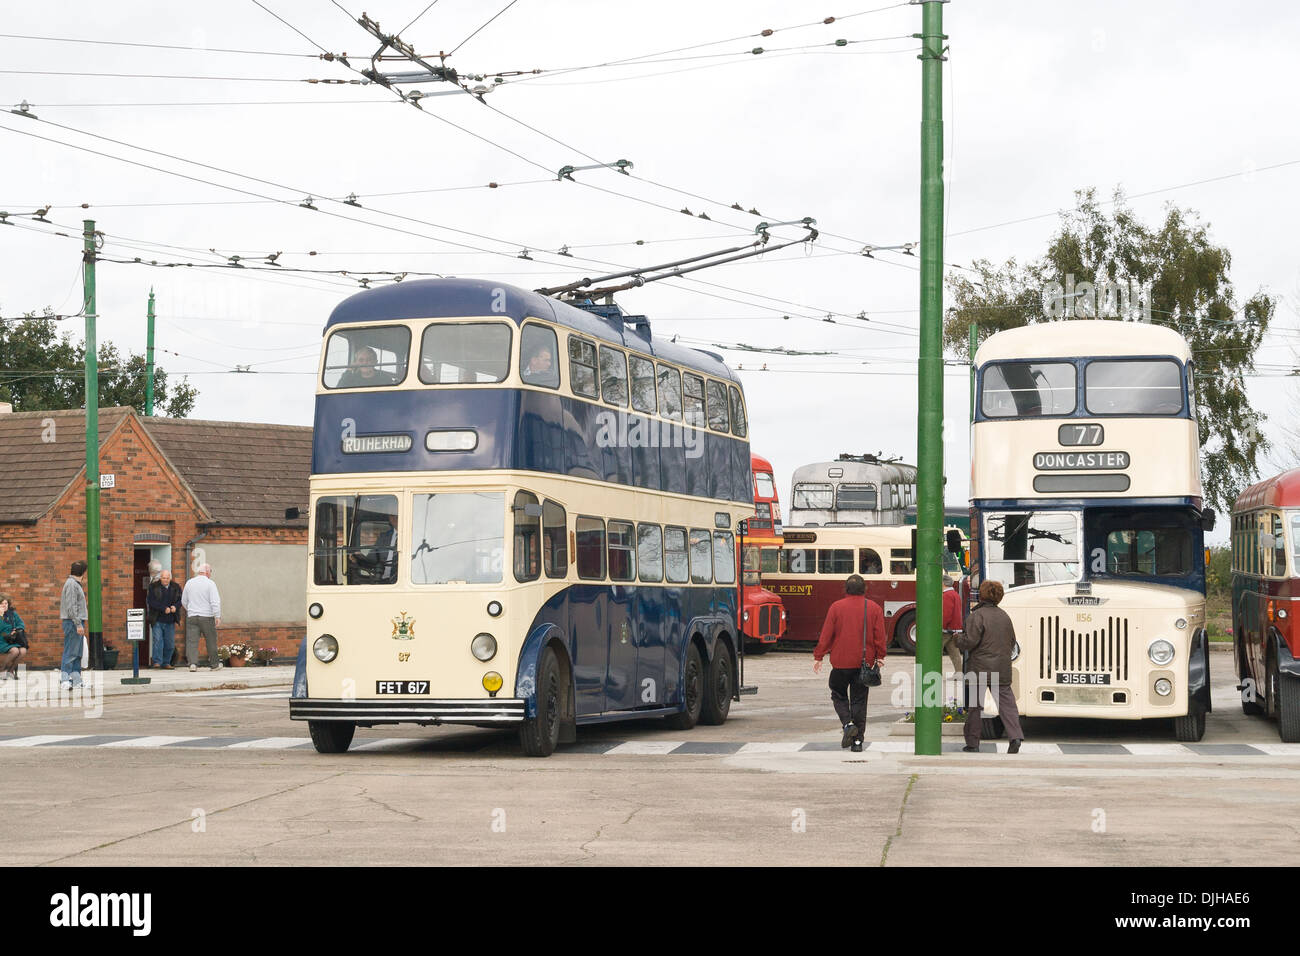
[[893, 611, 917, 655], [1173, 703, 1206, 743], [1279, 671, 1300, 743], [520, 646, 563, 757], [701, 640, 733, 726], [308, 720, 355, 754], [665, 643, 704, 730]]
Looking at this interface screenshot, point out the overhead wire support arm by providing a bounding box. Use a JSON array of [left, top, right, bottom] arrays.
[[538, 223, 818, 298], [557, 159, 633, 181], [353, 12, 458, 104]]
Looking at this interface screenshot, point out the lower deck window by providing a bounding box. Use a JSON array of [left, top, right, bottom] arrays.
[[609, 520, 636, 582], [576, 517, 606, 580], [689, 530, 713, 583], [665, 526, 689, 583]]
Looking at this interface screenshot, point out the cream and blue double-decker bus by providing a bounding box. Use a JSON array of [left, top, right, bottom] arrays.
[[970, 320, 1213, 741], [290, 278, 754, 756]]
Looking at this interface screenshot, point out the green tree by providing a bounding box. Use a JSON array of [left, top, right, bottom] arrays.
[[0, 316, 198, 417], [945, 189, 1274, 512]]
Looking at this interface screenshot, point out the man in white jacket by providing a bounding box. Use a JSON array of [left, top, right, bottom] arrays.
[[181, 564, 222, 672]]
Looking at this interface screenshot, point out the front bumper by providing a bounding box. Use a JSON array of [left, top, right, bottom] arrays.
[[290, 698, 526, 724]]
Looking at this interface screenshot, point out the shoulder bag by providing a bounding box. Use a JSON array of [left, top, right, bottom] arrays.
[[859, 599, 881, 686]]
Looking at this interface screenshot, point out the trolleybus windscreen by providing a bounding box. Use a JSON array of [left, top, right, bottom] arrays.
[[981, 362, 1075, 417], [792, 483, 833, 510], [410, 492, 504, 584], [984, 511, 1080, 588], [419, 322, 512, 385], [323, 327, 410, 389], [1085, 359, 1183, 415], [313, 494, 399, 585]]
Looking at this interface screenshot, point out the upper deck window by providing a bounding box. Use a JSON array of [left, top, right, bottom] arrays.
[[729, 386, 748, 438], [683, 374, 706, 428], [419, 322, 512, 385], [520, 324, 560, 389], [793, 482, 833, 510], [568, 336, 598, 399], [1085, 359, 1183, 415], [981, 361, 1076, 417], [754, 472, 776, 500], [598, 346, 629, 407], [706, 380, 731, 432], [657, 364, 682, 420], [323, 326, 410, 389], [985, 511, 1080, 588], [630, 356, 657, 414]]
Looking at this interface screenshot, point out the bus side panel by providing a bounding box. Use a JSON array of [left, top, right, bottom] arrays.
[[660, 441, 686, 495], [685, 442, 709, 498], [711, 584, 738, 648], [605, 584, 637, 711], [634, 586, 668, 707], [569, 585, 606, 716], [518, 390, 567, 476], [777, 579, 843, 643], [564, 400, 604, 482], [661, 585, 687, 705], [628, 416, 658, 492], [707, 434, 730, 501], [732, 440, 751, 506]]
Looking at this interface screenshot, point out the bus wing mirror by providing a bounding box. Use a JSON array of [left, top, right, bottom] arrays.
[[946, 529, 964, 554], [1201, 508, 1216, 532]]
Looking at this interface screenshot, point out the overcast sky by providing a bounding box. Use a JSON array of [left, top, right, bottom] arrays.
[[3, 0, 1298, 542]]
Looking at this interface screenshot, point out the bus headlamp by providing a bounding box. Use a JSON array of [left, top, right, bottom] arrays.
[[313, 634, 339, 663], [471, 633, 497, 662], [1174, 618, 1187, 630], [742, 611, 750, 622], [1010, 640, 1020, 662], [482, 672, 503, 694], [1148, 640, 1175, 666], [1154, 678, 1173, 697]]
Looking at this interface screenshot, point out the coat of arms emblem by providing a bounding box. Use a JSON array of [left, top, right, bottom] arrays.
[[391, 612, 416, 639]]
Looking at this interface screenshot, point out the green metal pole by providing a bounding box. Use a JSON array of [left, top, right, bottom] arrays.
[[915, 1, 946, 756], [145, 288, 156, 417], [82, 220, 104, 670], [969, 322, 977, 423]]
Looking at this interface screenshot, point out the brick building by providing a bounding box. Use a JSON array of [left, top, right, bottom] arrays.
[[0, 407, 311, 667]]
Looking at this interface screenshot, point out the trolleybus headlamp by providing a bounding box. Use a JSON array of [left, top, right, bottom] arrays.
[[1010, 640, 1020, 662], [426, 429, 478, 452], [487, 600, 503, 618], [1279, 608, 1289, 620], [308, 602, 324, 620], [1154, 678, 1173, 697], [313, 634, 339, 663], [471, 633, 497, 662], [1148, 640, 1175, 666], [482, 671, 503, 694], [1174, 618, 1188, 630]]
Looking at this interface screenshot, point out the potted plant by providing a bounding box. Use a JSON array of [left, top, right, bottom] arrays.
[[221, 643, 251, 667], [251, 646, 277, 666], [102, 640, 120, 671]]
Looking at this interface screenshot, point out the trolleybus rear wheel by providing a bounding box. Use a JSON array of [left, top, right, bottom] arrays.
[[701, 640, 733, 726], [308, 720, 355, 754], [520, 646, 562, 757], [1173, 702, 1206, 743], [894, 611, 917, 655], [665, 644, 704, 730], [1279, 673, 1300, 743]]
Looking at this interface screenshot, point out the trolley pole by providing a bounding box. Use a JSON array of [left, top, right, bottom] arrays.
[[914, 0, 947, 755], [82, 220, 104, 671], [145, 288, 156, 417]]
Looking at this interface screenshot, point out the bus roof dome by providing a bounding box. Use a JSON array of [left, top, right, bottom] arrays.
[[974, 320, 1193, 366]]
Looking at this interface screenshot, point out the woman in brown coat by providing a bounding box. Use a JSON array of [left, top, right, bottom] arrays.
[[957, 580, 1024, 753]]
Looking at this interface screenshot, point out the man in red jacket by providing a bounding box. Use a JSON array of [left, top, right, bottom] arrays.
[[941, 575, 966, 700], [813, 575, 888, 752]]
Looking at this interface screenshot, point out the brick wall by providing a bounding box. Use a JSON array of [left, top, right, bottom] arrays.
[[0, 416, 306, 667]]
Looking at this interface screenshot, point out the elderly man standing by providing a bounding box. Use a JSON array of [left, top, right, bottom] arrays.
[[182, 564, 222, 672], [147, 569, 182, 669]]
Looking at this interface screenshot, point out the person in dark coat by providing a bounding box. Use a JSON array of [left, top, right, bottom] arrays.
[[146, 569, 182, 669], [0, 595, 27, 679], [957, 579, 1024, 753]]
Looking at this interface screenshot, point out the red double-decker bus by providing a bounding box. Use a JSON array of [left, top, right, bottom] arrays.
[[1231, 467, 1300, 740], [740, 454, 786, 652], [760, 524, 965, 653]]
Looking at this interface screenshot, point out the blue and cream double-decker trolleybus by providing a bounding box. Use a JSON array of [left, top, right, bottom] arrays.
[[290, 279, 754, 756], [970, 320, 1213, 741]]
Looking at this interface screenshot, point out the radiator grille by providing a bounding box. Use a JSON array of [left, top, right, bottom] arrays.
[[1038, 615, 1128, 681]]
